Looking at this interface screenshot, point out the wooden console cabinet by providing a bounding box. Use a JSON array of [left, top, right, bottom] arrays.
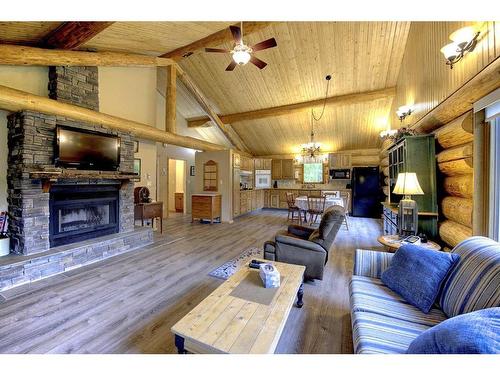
[[192, 193, 221, 224], [134, 202, 163, 233]]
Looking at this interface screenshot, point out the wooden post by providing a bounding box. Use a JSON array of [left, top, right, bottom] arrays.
[[166, 65, 177, 134]]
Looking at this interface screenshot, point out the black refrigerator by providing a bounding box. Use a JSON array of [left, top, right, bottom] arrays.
[[351, 167, 381, 218]]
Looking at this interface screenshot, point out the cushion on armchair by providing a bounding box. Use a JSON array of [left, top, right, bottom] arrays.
[[439, 236, 500, 318], [407, 307, 500, 354], [381, 244, 460, 313]]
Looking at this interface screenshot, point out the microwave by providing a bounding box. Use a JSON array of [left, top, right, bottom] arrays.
[[329, 169, 351, 179]]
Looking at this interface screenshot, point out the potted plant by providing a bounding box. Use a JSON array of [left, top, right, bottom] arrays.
[[0, 212, 9, 256]]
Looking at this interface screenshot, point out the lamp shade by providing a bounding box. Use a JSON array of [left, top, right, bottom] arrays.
[[393, 172, 424, 195], [450, 26, 476, 49]]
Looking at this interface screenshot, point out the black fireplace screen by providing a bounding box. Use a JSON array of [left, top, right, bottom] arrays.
[[49, 185, 119, 247]]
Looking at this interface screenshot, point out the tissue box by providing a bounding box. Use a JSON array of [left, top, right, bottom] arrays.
[[259, 263, 280, 288]]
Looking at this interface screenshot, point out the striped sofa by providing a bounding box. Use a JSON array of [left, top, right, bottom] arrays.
[[349, 236, 500, 354]]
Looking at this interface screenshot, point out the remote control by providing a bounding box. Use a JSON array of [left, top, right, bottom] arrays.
[[249, 259, 265, 269]]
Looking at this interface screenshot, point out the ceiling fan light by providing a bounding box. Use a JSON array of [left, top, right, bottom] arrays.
[[450, 26, 477, 49], [440, 42, 459, 61], [232, 50, 251, 65]]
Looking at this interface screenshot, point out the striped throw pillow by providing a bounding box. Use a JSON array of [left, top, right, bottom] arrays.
[[439, 236, 500, 318]]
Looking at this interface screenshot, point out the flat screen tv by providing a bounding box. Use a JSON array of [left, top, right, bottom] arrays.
[[55, 126, 121, 171]]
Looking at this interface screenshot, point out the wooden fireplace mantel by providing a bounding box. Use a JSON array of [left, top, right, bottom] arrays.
[[27, 168, 137, 192]]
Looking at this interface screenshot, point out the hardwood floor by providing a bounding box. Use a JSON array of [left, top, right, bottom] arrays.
[[0, 209, 384, 354]]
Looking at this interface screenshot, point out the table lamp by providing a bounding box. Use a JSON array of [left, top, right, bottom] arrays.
[[393, 172, 424, 236]]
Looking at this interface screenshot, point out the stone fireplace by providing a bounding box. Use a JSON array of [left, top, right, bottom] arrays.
[[6, 66, 139, 255], [0, 66, 154, 292], [49, 184, 120, 247]]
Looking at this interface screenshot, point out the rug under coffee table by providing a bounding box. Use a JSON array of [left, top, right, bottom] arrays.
[[171, 260, 305, 354]]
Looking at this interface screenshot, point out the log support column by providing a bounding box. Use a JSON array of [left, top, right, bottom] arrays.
[[166, 65, 177, 134]]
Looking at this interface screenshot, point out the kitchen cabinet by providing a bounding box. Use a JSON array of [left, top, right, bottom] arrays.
[[254, 159, 272, 170], [271, 159, 282, 180], [270, 192, 280, 208], [233, 168, 240, 217], [329, 153, 352, 169], [241, 156, 254, 172], [271, 159, 294, 180], [233, 153, 240, 168], [282, 159, 294, 179], [175, 193, 184, 213], [264, 190, 270, 207]]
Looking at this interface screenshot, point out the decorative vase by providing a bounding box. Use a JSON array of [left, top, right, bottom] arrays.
[[0, 237, 9, 257]]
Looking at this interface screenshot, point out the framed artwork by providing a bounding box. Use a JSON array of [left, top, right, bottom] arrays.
[[133, 158, 141, 181], [134, 140, 139, 153], [190, 165, 195, 176]]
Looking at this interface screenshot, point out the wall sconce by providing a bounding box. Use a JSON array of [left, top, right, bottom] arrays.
[[396, 105, 413, 122], [440, 26, 480, 69]]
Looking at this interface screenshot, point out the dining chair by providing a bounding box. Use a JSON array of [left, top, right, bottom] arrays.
[[286, 192, 302, 225], [307, 196, 326, 224], [341, 192, 351, 230]]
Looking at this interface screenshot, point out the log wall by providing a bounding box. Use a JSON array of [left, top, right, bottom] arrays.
[[434, 111, 475, 248]]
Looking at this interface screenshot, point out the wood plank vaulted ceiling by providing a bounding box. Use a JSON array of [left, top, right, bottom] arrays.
[[0, 21, 411, 156]]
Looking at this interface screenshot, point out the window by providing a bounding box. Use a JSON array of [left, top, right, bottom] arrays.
[[489, 116, 500, 241], [303, 163, 323, 183]]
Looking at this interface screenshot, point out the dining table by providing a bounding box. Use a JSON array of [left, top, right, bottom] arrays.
[[294, 195, 344, 223]]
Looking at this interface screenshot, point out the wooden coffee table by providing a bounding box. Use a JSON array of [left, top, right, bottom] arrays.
[[171, 260, 305, 354], [378, 234, 441, 252]]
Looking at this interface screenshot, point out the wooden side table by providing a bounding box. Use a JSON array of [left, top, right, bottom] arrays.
[[378, 234, 441, 252], [191, 193, 221, 224], [134, 201, 163, 233]]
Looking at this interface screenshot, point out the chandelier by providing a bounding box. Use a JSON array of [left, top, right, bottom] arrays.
[[300, 74, 332, 162]]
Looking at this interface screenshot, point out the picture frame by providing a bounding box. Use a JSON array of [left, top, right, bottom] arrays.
[[133, 140, 139, 153], [133, 158, 141, 181], [190, 165, 195, 176]]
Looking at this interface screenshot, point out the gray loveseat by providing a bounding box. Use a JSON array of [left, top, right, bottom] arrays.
[[263, 205, 345, 280], [349, 236, 500, 353]]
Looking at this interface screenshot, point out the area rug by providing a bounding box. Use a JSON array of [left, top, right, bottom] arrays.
[[208, 247, 263, 280]]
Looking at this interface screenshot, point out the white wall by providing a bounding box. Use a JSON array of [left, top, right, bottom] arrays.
[[98, 67, 159, 198], [0, 66, 49, 212]]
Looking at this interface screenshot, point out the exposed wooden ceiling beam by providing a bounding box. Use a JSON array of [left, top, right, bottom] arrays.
[[175, 65, 252, 156], [40, 21, 114, 49], [187, 87, 396, 127], [0, 84, 225, 152], [0, 44, 175, 67], [161, 22, 274, 60]]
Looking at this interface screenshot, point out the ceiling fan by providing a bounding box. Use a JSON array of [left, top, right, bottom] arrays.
[[205, 22, 277, 71]]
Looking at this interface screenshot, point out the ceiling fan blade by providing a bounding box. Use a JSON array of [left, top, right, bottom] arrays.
[[250, 56, 268, 69], [205, 47, 230, 53], [225, 60, 237, 71], [251, 38, 278, 52], [229, 25, 242, 44]]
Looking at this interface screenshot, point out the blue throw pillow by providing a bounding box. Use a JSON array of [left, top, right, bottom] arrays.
[[407, 307, 500, 354], [381, 244, 460, 313]]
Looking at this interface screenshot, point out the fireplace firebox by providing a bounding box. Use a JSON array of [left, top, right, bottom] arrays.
[[49, 185, 120, 247]]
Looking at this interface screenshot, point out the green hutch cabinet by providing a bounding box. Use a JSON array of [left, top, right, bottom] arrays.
[[386, 135, 438, 238]]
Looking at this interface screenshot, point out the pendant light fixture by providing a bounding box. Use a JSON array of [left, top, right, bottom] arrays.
[[300, 75, 332, 162]]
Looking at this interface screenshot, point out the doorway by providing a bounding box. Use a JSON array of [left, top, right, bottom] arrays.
[[168, 158, 187, 214]]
